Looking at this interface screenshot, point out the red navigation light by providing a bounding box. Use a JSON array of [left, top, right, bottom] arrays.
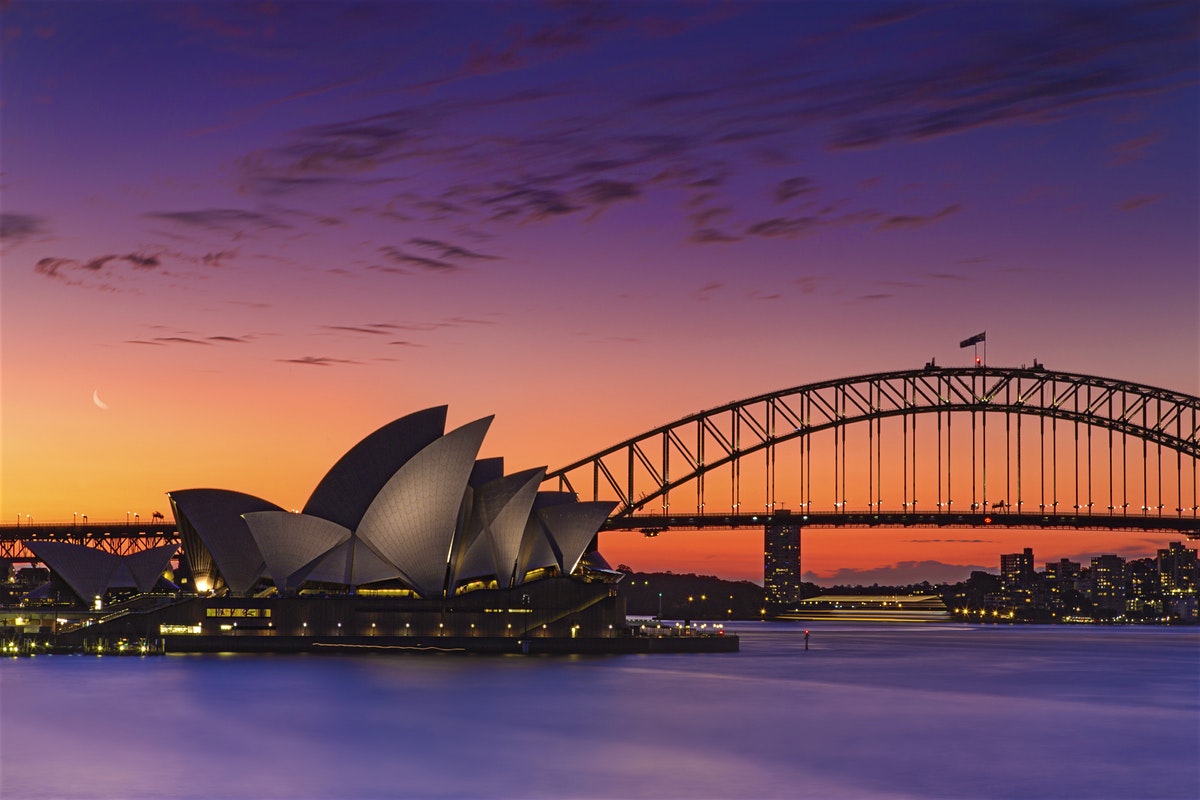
[[984, 516, 993, 524], [975, 356, 982, 366]]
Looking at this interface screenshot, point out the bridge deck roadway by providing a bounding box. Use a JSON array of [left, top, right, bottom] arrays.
[[604, 511, 1200, 536], [0, 523, 180, 541], [3, 512, 1198, 541], [3, 510, 1198, 560]]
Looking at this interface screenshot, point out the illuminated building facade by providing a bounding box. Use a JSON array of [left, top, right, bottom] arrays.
[[1000, 547, 1035, 589], [1157, 542, 1197, 593], [764, 523, 802, 608], [1089, 554, 1126, 612]]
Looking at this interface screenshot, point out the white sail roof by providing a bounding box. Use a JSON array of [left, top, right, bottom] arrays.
[[452, 467, 545, 587], [26, 541, 119, 603], [27, 541, 179, 602], [242, 511, 351, 593], [122, 544, 181, 592], [538, 501, 617, 575], [514, 493, 576, 582], [168, 489, 281, 595], [303, 406, 447, 530], [303, 536, 402, 587], [355, 417, 493, 597]]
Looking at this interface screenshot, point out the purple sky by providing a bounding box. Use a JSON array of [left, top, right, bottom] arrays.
[[2, 1, 1197, 581]]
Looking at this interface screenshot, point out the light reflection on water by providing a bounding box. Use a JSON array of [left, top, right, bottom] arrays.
[[2, 623, 1197, 799]]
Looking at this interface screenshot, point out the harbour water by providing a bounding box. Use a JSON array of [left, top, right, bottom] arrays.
[[2, 623, 1197, 799]]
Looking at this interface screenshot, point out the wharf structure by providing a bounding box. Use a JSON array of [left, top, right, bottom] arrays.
[[14, 407, 736, 655]]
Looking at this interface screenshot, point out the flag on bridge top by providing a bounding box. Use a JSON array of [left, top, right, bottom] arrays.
[[959, 331, 986, 348]]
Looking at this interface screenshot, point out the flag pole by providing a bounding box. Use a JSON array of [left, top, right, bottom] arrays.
[[959, 331, 987, 365]]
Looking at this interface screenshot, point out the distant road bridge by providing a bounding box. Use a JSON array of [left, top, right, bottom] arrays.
[[3, 365, 1199, 566], [546, 365, 1200, 539], [0, 522, 179, 561]]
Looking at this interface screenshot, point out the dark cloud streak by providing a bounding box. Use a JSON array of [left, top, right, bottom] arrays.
[[145, 208, 291, 232], [277, 356, 360, 366], [0, 213, 49, 245]]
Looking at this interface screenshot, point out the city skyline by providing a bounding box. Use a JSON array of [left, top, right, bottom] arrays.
[[2, 2, 1197, 583]]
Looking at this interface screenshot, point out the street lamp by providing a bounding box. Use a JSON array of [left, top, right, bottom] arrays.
[[126, 512, 130, 525], [134, 512, 139, 526]]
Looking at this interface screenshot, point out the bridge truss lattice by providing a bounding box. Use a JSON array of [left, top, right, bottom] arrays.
[[546, 366, 1200, 534]]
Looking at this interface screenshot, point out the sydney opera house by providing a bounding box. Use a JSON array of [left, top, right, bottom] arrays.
[[169, 406, 616, 602], [37, 407, 734, 654]]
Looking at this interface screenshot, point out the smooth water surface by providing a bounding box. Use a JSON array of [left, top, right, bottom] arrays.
[[2, 623, 1197, 799]]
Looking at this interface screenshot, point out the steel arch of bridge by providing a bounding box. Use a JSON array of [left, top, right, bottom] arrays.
[[546, 366, 1200, 531]]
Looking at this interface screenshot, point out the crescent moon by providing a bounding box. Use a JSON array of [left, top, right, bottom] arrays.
[[93, 390, 109, 411]]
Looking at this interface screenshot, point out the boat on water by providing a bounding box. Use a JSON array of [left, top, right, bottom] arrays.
[[776, 594, 951, 623]]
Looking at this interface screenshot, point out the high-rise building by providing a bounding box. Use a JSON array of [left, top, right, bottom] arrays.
[[1044, 558, 1081, 582], [764, 524, 802, 608], [1157, 542, 1197, 593], [1090, 554, 1126, 611], [1001, 548, 1035, 589], [1124, 558, 1162, 615], [1041, 558, 1082, 610]]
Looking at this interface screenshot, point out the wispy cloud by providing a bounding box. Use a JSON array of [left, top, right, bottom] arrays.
[[746, 217, 818, 238], [276, 356, 360, 366], [774, 176, 817, 203], [317, 318, 495, 344], [1118, 194, 1162, 211], [407, 238, 500, 261], [0, 213, 49, 246], [145, 208, 291, 233], [480, 183, 580, 222], [876, 204, 961, 231], [793, 276, 826, 294], [579, 179, 640, 206], [690, 228, 741, 244], [34, 251, 170, 290], [375, 238, 501, 273], [823, 5, 1197, 149], [379, 247, 456, 272], [27, 1, 1192, 292], [322, 325, 394, 336], [225, 1, 1191, 246], [123, 251, 161, 269], [1109, 132, 1162, 166], [124, 332, 254, 346]]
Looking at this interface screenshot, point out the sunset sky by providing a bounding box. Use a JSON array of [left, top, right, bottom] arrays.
[[2, 1, 1196, 583]]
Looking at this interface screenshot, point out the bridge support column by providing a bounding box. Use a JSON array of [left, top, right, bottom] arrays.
[[764, 523, 802, 612]]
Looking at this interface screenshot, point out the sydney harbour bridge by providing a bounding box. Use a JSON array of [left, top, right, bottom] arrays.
[[4, 365, 1199, 583]]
